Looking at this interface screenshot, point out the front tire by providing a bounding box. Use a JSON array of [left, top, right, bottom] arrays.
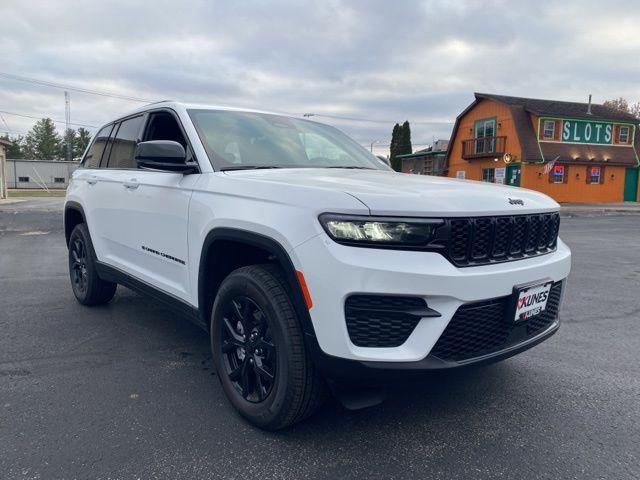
[[211, 264, 326, 430], [68, 223, 117, 306]]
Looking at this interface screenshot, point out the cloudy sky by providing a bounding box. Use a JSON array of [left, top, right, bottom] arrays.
[[1, 0, 639, 155]]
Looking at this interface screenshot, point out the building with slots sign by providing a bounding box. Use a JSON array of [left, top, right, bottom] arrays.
[[446, 93, 640, 202]]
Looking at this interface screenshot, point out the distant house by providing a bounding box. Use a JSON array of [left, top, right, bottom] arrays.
[[446, 93, 640, 202], [398, 140, 449, 176]]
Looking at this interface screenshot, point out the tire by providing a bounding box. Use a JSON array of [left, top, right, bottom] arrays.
[[68, 223, 117, 306], [211, 264, 326, 430]]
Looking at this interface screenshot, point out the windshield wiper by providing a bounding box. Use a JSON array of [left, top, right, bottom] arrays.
[[220, 165, 283, 171]]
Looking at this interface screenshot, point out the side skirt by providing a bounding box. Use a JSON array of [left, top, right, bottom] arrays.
[[95, 261, 206, 330]]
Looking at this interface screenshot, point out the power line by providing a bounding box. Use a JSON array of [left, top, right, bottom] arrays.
[[1, 71, 458, 132], [1, 72, 456, 125], [302, 112, 454, 126], [0, 113, 10, 132], [0, 109, 98, 128], [0, 72, 155, 103]]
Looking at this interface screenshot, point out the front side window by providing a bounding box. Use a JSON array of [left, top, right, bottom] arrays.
[[188, 109, 387, 171], [481, 168, 495, 182], [587, 166, 601, 184], [83, 124, 113, 168], [144, 111, 187, 147], [543, 120, 556, 139], [551, 165, 565, 183], [619, 126, 630, 144], [105, 116, 144, 169]]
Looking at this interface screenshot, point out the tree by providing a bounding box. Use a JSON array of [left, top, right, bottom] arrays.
[[389, 123, 402, 171], [59, 128, 76, 161], [0, 134, 25, 158], [74, 128, 92, 159], [23, 118, 61, 160], [389, 121, 413, 172], [603, 97, 640, 118], [399, 121, 412, 156]]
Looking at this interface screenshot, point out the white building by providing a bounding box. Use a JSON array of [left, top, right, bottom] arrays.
[[7, 159, 80, 189]]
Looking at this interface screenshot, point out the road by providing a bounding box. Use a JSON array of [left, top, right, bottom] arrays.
[[1, 198, 639, 479]]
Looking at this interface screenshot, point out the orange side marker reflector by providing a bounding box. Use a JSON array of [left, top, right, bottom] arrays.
[[295, 270, 313, 309]]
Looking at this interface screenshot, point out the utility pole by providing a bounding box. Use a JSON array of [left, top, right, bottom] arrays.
[[0, 151, 5, 199], [65, 91, 71, 162]]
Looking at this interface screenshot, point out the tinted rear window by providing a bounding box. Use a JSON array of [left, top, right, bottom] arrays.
[[106, 115, 144, 169], [83, 125, 113, 168]]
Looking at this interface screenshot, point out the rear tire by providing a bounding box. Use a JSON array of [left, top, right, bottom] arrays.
[[211, 264, 326, 430], [68, 223, 117, 306]]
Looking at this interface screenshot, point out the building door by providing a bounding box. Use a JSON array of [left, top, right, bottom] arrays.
[[506, 163, 521, 187], [623, 167, 639, 201]]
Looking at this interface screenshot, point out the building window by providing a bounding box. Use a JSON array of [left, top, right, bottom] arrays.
[[587, 166, 601, 184], [18, 176, 29, 182], [550, 165, 565, 183], [543, 120, 556, 139], [619, 126, 630, 144], [54, 177, 65, 183], [481, 168, 495, 183]]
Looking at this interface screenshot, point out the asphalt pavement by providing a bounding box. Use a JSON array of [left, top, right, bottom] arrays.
[[1, 198, 639, 479]]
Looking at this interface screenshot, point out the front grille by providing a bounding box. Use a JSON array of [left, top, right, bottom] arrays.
[[429, 282, 563, 362], [345, 295, 427, 348], [443, 213, 560, 267]]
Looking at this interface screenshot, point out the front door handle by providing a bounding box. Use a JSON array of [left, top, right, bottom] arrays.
[[123, 179, 139, 190], [86, 175, 98, 185]]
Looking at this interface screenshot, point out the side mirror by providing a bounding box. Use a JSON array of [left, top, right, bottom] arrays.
[[135, 140, 195, 172]]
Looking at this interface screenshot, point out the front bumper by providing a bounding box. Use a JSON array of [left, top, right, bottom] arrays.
[[308, 319, 560, 383], [294, 233, 571, 366]]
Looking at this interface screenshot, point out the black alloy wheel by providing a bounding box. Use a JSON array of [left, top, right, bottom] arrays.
[[211, 264, 327, 430], [67, 223, 117, 306], [70, 236, 88, 295], [220, 296, 276, 402]]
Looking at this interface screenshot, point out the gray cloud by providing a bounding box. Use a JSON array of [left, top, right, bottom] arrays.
[[1, 0, 639, 155]]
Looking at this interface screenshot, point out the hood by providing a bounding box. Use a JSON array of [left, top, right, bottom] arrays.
[[223, 168, 559, 216]]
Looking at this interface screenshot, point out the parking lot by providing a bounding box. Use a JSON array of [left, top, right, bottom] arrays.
[[1, 198, 639, 480]]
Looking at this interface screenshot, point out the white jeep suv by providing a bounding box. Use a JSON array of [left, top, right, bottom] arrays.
[[64, 102, 571, 429]]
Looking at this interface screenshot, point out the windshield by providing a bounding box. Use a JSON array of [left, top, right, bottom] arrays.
[[188, 109, 389, 171]]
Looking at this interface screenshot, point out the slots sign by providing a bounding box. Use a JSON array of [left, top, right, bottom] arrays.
[[560, 119, 613, 145]]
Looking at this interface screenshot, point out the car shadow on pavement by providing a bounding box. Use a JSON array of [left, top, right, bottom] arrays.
[[107, 287, 534, 441]]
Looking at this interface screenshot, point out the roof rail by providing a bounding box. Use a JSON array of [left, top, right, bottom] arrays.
[[144, 99, 175, 106]]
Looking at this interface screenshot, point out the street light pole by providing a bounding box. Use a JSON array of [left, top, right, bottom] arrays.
[[370, 140, 379, 152]]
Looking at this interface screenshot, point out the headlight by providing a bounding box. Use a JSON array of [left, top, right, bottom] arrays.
[[319, 214, 442, 247]]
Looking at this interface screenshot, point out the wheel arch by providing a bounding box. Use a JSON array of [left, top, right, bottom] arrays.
[[197, 228, 317, 340], [64, 201, 86, 246]]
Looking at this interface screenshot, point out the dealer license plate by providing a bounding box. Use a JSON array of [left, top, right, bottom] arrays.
[[514, 281, 553, 322]]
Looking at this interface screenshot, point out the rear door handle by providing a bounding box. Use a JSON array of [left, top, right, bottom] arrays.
[[86, 175, 98, 185], [123, 179, 139, 190]]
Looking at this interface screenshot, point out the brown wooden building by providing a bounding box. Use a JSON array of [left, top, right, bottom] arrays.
[[446, 93, 640, 202]]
